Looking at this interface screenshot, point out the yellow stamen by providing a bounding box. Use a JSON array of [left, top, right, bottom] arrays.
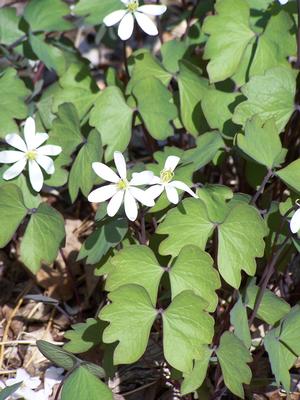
[[160, 169, 174, 184], [26, 150, 37, 161], [127, 0, 139, 12], [117, 179, 128, 190]]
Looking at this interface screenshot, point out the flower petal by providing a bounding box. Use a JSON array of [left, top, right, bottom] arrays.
[[166, 185, 179, 204], [130, 170, 154, 186], [114, 151, 127, 179], [23, 117, 36, 149], [28, 160, 44, 192], [25, 376, 41, 390], [33, 133, 49, 149], [88, 184, 118, 203], [107, 190, 124, 217], [137, 5, 167, 16], [134, 12, 158, 36], [5, 134, 27, 152], [150, 175, 161, 185], [3, 158, 27, 180], [0, 151, 25, 163], [279, 0, 288, 4], [129, 187, 155, 207], [37, 144, 61, 156], [124, 190, 138, 221], [290, 208, 300, 234], [164, 155, 180, 172], [36, 155, 55, 175], [8, 369, 31, 384], [103, 9, 127, 26], [44, 367, 64, 396], [118, 12, 134, 40], [92, 162, 120, 183], [170, 180, 198, 198], [145, 184, 164, 200]]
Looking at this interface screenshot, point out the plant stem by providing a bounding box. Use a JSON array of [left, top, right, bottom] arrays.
[[182, 0, 198, 41], [248, 235, 290, 327], [250, 169, 273, 205], [139, 208, 147, 245], [123, 40, 129, 81], [8, 34, 28, 49]]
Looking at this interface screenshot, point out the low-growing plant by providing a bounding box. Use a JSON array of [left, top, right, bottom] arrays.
[[0, 0, 300, 398]]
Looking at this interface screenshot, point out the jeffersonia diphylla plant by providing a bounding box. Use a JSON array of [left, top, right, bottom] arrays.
[[1, 0, 300, 399]]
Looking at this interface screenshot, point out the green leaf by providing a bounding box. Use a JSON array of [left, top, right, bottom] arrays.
[[0, 7, 23, 46], [202, 0, 255, 82], [89, 86, 133, 162], [128, 50, 172, 90], [245, 281, 290, 325], [157, 198, 214, 257], [61, 367, 113, 400], [233, 67, 296, 132], [162, 291, 214, 373], [170, 245, 220, 312], [78, 217, 128, 265], [64, 318, 104, 354], [45, 103, 82, 187], [20, 203, 65, 273], [37, 340, 78, 370], [201, 88, 241, 137], [177, 61, 208, 136], [0, 382, 22, 400], [103, 246, 164, 305], [279, 305, 300, 356], [0, 184, 27, 248], [197, 184, 233, 224], [0, 169, 41, 209], [250, 11, 296, 78], [74, 0, 121, 25], [24, 0, 72, 32], [276, 159, 300, 194], [100, 285, 157, 365], [0, 68, 30, 137], [181, 347, 212, 395], [230, 296, 251, 348], [49, 103, 82, 155], [38, 340, 106, 378], [217, 204, 267, 288], [216, 332, 252, 398], [69, 130, 102, 202], [161, 40, 189, 74], [182, 131, 225, 170], [237, 116, 283, 168], [264, 329, 296, 391], [132, 77, 177, 140], [52, 64, 99, 119], [29, 33, 66, 75]]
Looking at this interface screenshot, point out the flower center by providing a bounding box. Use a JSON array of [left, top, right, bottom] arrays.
[[117, 178, 128, 190], [160, 169, 174, 184], [127, 0, 139, 12], [26, 150, 37, 161]]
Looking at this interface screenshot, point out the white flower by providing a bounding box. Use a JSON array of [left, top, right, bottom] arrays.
[[0, 117, 62, 192], [290, 201, 300, 234], [278, 0, 288, 4], [5, 368, 41, 400], [103, 0, 167, 41], [88, 151, 155, 221], [146, 155, 198, 205], [43, 366, 64, 396], [4, 367, 64, 400]]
